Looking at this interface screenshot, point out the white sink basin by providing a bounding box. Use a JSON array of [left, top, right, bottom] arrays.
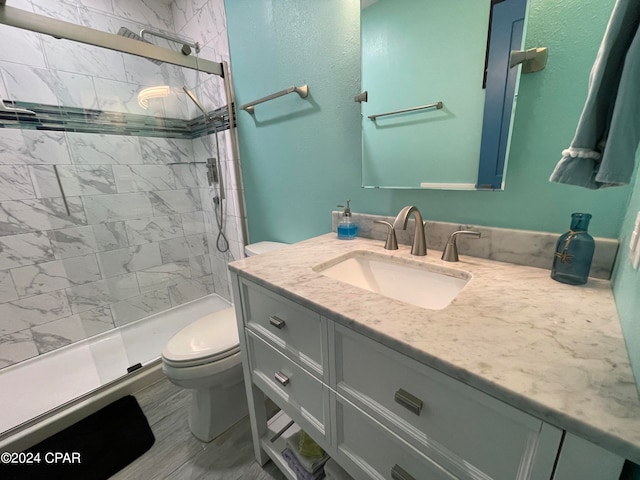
[[313, 251, 470, 310]]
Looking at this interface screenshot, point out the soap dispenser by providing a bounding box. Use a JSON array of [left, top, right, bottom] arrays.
[[337, 200, 358, 240]]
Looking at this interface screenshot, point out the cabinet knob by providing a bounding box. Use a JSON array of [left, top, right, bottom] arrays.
[[274, 371, 290, 386], [269, 316, 286, 329], [391, 464, 416, 480], [394, 388, 423, 416]]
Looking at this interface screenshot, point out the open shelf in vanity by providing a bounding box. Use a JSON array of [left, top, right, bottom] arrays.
[[263, 410, 300, 480]]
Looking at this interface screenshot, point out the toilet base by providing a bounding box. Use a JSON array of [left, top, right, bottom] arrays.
[[188, 376, 248, 442]]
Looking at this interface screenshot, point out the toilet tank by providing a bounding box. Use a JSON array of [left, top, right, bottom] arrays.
[[244, 241, 288, 257]]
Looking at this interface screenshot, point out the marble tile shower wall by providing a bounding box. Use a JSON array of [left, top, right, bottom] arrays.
[[1, 0, 188, 118], [0, 0, 245, 369]]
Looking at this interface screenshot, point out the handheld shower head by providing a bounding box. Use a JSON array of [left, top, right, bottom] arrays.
[[183, 87, 209, 117], [183, 87, 226, 124]]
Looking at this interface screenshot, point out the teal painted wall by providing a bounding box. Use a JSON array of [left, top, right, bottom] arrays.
[[224, 0, 361, 244], [225, 0, 628, 244], [613, 173, 640, 386]]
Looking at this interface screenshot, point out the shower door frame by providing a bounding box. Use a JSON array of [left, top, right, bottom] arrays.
[[0, 0, 252, 450], [0, 4, 223, 76]]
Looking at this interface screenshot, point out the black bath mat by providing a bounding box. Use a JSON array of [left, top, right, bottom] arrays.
[[1, 395, 155, 480]]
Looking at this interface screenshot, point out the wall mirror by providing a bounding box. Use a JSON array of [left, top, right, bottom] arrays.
[[360, 0, 528, 190]]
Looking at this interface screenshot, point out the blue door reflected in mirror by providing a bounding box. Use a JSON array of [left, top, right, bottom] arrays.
[[477, 0, 528, 190]]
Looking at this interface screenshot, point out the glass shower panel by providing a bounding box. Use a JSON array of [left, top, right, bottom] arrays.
[[0, 0, 245, 437], [113, 55, 233, 371], [0, 16, 229, 376]]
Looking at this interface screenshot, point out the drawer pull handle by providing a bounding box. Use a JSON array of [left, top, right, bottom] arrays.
[[394, 388, 423, 416], [274, 371, 290, 386], [391, 464, 416, 480], [269, 316, 286, 329]]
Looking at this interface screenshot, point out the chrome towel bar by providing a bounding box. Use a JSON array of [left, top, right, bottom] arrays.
[[368, 101, 443, 121], [240, 85, 309, 114]]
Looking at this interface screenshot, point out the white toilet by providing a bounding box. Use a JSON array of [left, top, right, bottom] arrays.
[[161, 241, 287, 442]]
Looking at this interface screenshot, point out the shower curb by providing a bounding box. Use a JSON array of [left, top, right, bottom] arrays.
[[0, 360, 163, 454]]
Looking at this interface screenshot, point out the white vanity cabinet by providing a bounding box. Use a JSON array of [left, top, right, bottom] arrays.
[[236, 279, 332, 450], [231, 275, 626, 480], [332, 325, 562, 480]]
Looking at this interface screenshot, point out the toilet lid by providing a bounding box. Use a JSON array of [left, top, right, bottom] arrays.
[[162, 307, 240, 365]]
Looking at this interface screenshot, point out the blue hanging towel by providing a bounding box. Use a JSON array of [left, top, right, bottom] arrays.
[[549, 0, 640, 189]]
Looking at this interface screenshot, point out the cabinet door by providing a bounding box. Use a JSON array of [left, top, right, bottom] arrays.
[[240, 280, 326, 378], [334, 324, 562, 479], [333, 393, 458, 480], [246, 330, 330, 441], [552, 433, 624, 480]]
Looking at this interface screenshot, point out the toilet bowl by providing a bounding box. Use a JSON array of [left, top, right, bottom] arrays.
[[162, 307, 246, 442], [161, 241, 287, 442]]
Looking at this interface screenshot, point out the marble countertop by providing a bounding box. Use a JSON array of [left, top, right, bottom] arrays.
[[229, 233, 640, 464]]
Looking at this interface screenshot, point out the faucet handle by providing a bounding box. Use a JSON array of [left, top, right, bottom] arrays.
[[374, 220, 398, 250], [441, 230, 481, 262]]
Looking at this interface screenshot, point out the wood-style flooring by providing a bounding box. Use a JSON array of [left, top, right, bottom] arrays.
[[110, 378, 286, 480]]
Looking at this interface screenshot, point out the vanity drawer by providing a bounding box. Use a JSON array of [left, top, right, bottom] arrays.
[[246, 330, 328, 440], [240, 280, 325, 378], [334, 325, 549, 480], [334, 394, 457, 480]]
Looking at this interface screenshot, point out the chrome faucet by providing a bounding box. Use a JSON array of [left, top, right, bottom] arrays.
[[441, 230, 481, 262], [374, 220, 398, 250], [393, 206, 427, 256]]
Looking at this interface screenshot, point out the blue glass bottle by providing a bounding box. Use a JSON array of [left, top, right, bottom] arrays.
[[551, 213, 595, 285]]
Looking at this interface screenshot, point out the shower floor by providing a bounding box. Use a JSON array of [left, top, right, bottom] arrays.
[[0, 293, 231, 436]]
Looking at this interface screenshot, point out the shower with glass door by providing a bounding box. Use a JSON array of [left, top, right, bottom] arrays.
[[0, 0, 246, 439]]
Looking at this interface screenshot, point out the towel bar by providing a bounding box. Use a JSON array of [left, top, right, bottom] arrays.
[[240, 85, 309, 114], [368, 101, 443, 121]]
